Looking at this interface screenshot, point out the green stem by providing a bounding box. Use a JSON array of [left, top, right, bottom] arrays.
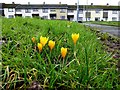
[[74, 44, 77, 58], [85, 47, 89, 86], [63, 58, 65, 66]]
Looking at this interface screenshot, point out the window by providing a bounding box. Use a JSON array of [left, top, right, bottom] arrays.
[[78, 17, 83, 21], [68, 10, 74, 13], [0, 8, 3, 10], [42, 9, 48, 13], [85, 12, 91, 18], [79, 10, 83, 14], [8, 8, 13, 12], [0, 8, 4, 16], [33, 9, 38, 12], [16, 9, 21, 12], [103, 12, 108, 18], [8, 15, 14, 18], [43, 16, 48, 19], [60, 16, 65, 19], [25, 9, 31, 13], [112, 17, 117, 21], [95, 9, 101, 13], [60, 9, 66, 13], [87, 18, 91, 21], [50, 9, 56, 12], [112, 11, 117, 14], [103, 18, 108, 21]]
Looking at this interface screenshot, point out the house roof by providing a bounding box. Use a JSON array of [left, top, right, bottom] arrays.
[[2, 3, 20, 8], [85, 5, 119, 10], [1, 3, 119, 10], [68, 5, 120, 10], [2, 4, 68, 9], [42, 4, 68, 9]]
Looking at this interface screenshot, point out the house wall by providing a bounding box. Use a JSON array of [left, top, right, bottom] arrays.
[[56, 9, 67, 19], [4, 8, 15, 18], [41, 9, 50, 19], [90, 9, 103, 21], [3, 5, 120, 21], [108, 10, 119, 21]]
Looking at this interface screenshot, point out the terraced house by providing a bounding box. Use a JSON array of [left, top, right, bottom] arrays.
[[0, 2, 120, 21]]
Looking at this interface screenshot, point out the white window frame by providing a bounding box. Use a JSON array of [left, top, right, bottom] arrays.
[[68, 10, 74, 13], [60, 16, 65, 19], [60, 9, 66, 13], [112, 17, 117, 21], [25, 9, 31, 13], [50, 9, 56, 12], [42, 9, 48, 13], [33, 9, 39, 12], [43, 16, 48, 19], [8, 8, 14, 12], [78, 17, 83, 21], [112, 11, 117, 14], [79, 10, 83, 14], [8, 15, 14, 18], [16, 9, 21, 12], [95, 9, 101, 14]]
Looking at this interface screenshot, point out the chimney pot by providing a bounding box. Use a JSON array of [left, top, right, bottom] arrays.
[[59, 2, 61, 4], [28, 2, 30, 5], [43, 2, 45, 4], [107, 3, 109, 5], [91, 3, 93, 5], [12, 2, 15, 4]]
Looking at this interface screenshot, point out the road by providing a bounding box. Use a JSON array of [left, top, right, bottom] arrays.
[[83, 23, 120, 37]]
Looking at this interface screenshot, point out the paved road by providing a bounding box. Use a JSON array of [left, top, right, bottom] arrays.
[[83, 23, 120, 37]]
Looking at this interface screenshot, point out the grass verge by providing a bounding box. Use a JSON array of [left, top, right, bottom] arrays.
[[2, 17, 119, 89]]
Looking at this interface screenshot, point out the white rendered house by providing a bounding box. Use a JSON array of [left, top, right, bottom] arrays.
[[1, 3, 120, 21]]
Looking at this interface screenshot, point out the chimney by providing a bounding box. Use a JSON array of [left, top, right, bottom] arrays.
[[75, 3, 77, 6], [91, 3, 93, 5], [28, 2, 30, 5], [43, 2, 45, 4], [12, 2, 15, 4], [59, 2, 61, 4], [106, 3, 109, 5]]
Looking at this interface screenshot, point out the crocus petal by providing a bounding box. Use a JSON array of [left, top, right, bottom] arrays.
[[37, 43, 43, 52], [72, 33, 79, 45], [32, 37, 35, 43], [40, 36, 48, 46], [61, 47, 67, 58], [48, 40, 55, 51]]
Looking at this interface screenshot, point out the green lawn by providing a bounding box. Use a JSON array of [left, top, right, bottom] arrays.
[[86, 21, 120, 27], [2, 17, 119, 89]]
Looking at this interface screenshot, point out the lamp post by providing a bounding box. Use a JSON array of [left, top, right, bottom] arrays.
[[86, 0, 88, 21], [76, 0, 79, 22]]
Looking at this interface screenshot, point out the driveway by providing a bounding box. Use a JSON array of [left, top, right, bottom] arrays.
[[83, 23, 120, 37]]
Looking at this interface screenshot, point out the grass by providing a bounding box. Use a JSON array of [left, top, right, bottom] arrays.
[[1, 17, 119, 89], [85, 21, 120, 27]]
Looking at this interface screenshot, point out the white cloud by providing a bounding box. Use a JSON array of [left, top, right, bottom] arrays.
[[0, 0, 120, 5]]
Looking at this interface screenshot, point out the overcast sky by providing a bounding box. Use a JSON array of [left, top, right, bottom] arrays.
[[0, 0, 120, 5]]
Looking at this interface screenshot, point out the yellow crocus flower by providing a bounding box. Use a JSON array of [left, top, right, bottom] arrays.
[[31, 37, 35, 43], [61, 47, 67, 59], [40, 36, 48, 46], [37, 43, 43, 52], [72, 33, 79, 45], [48, 40, 55, 51]]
